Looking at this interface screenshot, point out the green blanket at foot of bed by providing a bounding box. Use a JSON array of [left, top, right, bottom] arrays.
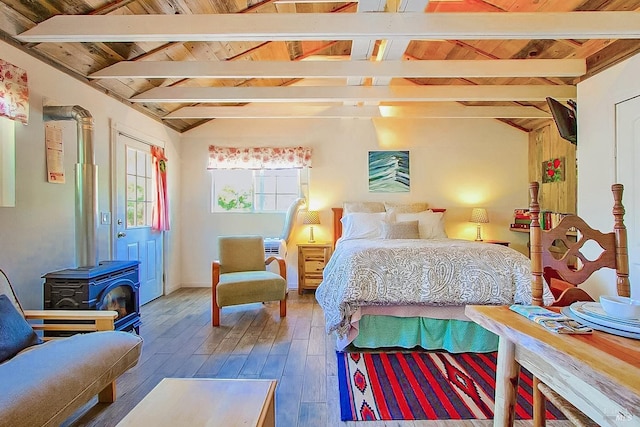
[[352, 315, 498, 353]]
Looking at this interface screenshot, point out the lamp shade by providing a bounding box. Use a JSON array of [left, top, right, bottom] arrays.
[[470, 208, 489, 224], [302, 210, 320, 225]]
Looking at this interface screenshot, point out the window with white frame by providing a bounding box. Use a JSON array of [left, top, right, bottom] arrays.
[[211, 168, 307, 213], [208, 145, 312, 213]]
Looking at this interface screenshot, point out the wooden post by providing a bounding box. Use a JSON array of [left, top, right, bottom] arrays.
[[612, 184, 631, 298], [529, 182, 544, 306]]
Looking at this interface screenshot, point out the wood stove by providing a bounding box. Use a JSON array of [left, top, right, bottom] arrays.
[[43, 260, 141, 333]]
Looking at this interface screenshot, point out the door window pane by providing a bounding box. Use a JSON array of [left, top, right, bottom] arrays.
[[125, 145, 155, 228]]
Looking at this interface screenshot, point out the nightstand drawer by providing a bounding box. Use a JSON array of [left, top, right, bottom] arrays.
[[302, 249, 326, 260], [304, 276, 323, 287], [305, 260, 325, 274]]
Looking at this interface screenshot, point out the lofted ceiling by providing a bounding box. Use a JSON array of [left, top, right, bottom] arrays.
[[1, 0, 639, 133]]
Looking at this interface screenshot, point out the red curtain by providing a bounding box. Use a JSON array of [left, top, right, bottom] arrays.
[[151, 146, 170, 231]]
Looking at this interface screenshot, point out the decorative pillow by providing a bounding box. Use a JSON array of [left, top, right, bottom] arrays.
[[340, 212, 388, 240], [384, 202, 429, 214], [343, 202, 385, 216], [396, 210, 448, 239], [0, 294, 41, 363], [382, 220, 420, 239]]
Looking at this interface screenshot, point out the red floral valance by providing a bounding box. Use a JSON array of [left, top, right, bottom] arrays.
[[0, 59, 28, 124], [207, 146, 312, 169]]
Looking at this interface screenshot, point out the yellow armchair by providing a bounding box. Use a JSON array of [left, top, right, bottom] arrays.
[[212, 236, 287, 326]]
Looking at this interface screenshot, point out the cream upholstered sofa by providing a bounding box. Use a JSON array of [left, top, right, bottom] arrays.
[[0, 270, 143, 427]]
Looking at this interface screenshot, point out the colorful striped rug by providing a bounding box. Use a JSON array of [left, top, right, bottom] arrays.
[[337, 351, 566, 421]]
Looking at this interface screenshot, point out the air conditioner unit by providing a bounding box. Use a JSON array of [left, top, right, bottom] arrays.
[[264, 238, 287, 275], [264, 238, 287, 258]]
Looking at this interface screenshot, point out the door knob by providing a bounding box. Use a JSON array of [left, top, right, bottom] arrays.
[[117, 232, 127, 238]]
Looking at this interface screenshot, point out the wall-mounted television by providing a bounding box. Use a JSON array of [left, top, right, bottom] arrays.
[[546, 97, 577, 145]]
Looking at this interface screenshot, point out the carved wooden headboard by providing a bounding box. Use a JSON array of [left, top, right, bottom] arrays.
[[331, 207, 447, 248]]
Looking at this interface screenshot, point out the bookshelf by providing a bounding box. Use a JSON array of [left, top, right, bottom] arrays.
[[509, 226, 577, 237]]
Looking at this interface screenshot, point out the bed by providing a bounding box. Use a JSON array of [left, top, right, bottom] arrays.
[[315, 204, 553, 353]]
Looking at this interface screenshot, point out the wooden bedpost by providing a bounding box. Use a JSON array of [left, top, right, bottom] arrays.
[[529, 182, 544, 307], [331, 207, 343, 249], [612, 184, 631, 298]]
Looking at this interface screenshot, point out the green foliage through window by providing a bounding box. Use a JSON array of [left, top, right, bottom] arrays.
[[217, 186, 252, 211]]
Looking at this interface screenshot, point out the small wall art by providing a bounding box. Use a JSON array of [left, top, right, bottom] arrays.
[[542, 157, 565, 183], [368, 150, 410, 192]]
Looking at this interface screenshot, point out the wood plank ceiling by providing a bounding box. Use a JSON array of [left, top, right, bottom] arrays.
[[0, 0, 639, 133]]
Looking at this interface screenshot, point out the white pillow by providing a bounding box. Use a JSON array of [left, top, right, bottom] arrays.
[[396, 210, 447, 239], [340, 212, 388, 240]]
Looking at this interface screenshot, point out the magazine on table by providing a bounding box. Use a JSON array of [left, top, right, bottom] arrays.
[[509, 305, 593, 334]]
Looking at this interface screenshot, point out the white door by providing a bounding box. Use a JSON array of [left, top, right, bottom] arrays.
[[615, 94, 640, 299], [114, 131, 164, 305]]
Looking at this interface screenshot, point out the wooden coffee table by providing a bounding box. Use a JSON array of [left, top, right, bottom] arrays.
[[116, 378, 276, 427]]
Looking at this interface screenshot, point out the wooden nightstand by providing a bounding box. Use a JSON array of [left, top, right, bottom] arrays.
[[483, 239, 510, 246], [297, 243, 333, 295]]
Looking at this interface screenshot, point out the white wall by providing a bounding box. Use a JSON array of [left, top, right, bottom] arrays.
[[0, 41, 182, 309], [577, 52, 640, 298], [181, 116, 530, 287]]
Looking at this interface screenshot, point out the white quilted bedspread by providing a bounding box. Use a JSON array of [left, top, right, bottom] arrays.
[[315, 238, 553, 337]]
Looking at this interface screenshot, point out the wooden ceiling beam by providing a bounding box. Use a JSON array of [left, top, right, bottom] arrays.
[[345, 0, 387, 88], [130, 84, 576, 103], [18, 12, 640, 43], [89, 59, 586, 79], [162, 103, 552, 119]]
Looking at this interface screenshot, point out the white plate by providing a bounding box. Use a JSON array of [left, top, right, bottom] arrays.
[[562, 307, 640, 340], [569, 302, 640, 333], [579, 302, 640, 326]]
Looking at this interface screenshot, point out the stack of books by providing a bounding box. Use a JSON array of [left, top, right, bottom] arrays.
[[539, 211, 571, 230], [510, 209, 531, 230]]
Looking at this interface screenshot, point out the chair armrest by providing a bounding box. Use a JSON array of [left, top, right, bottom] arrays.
[[24, 309, 118, 334], [265, 256, 287, 279], [212, 260, 221, 287]]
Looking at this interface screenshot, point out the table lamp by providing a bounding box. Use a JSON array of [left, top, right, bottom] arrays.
[[302, 210, 320, 243], [470, 208, 489, 241]]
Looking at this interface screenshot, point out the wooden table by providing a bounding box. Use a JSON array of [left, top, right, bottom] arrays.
[[465, 305, 640, 427], [116, 378, 276, 427]]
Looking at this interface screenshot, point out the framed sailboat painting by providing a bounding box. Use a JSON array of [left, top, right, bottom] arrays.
[[368, 150, 410, 193]]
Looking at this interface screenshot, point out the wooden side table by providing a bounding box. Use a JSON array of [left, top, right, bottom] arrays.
[[465, 305, 640, 426], [116, 378, 276, 427], [297, 243, 332, 294]]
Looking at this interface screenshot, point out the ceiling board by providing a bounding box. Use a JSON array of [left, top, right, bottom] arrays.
[[0, 0, 638, 133]]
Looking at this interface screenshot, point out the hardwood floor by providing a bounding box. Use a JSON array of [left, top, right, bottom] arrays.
[[66, 288, 571, 427]]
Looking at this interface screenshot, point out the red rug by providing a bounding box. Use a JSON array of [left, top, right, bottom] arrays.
[[337, 351, 566, 421]]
